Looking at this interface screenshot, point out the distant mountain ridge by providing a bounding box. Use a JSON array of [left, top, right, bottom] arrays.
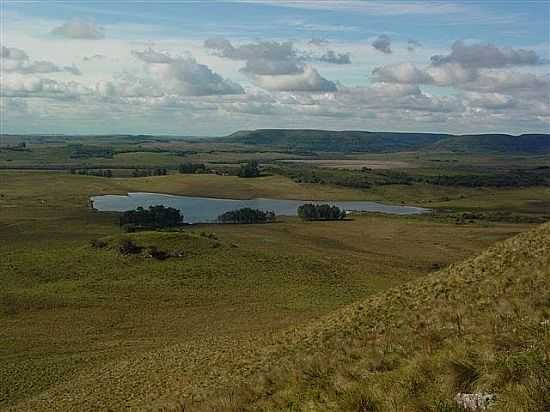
[[222, 129, 550, 154]]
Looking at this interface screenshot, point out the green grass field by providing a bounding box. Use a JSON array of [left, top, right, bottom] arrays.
[[0, 170, 542, 410]]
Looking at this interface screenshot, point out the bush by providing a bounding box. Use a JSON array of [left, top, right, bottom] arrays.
[[298, 204, 346, 221], [118, 238, 141, 255], [120, 205, 183, 228], [218, 208, 275, 224], [148, 246, 169, 260], [90, 239, 107, 249]]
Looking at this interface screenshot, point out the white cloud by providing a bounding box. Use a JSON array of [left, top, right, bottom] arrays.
[[1, 72, 91, 99], [463, 92, 516, 109], [320, 50, 351, 65], [372, 35, 392, 54], [110, 48, 245, 97], [431, 41, 542, 68], [1, 45, 82, 75], [51, 18, 105, 40], [250, 65, 337, 92]]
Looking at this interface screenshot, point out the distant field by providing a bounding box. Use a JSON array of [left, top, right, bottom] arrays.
[[279, 159, 412, 169], [0, 171, 537, 409]]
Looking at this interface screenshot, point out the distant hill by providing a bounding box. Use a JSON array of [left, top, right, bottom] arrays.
[[222, 129, 550, 154]]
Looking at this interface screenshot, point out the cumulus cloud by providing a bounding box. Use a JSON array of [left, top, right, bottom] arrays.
[[465, 70, 550, 101], [1, 45, 82, 75], [83, 54, 106, 62], [204, 37, 336, 91], [131, 48, 174, 64], [250, 65, 337, 92], [372, 62, 477, 87], [205, 38, 305, 74], [124, 48, 244, 96], [372, 63, 433, 84], [1, 72, 90, 99], [205, 38, 297, 63], [1, 46, 28, 61], [463, 92, 516, 109], [431, 40, 541, 68], [319, 50, 351, 64], [372, 61, 549, 102], [51, 18, 105, 39], [407, 39, 421, 52], [309, 38, 329, 47], [372, 35, 392, 54]]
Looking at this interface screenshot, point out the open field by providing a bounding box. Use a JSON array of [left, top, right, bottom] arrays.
[[0, 170, 539, 410], [278, 159, 412, 170]]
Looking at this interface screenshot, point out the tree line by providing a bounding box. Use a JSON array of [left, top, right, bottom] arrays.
[[132, 168, 168, 177], [70, 168, 113, 177]]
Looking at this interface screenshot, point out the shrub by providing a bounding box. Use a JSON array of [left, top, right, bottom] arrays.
[[298, 203, 346, 221], [120, 205, 183, 228], [148, 246, 169, 260], [118, 238, 141, 255], [218, 208, 275, 224], [90, 239, 107, 249]]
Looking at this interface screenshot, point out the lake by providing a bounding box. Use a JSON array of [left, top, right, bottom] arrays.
[[90, 192, 429, 223]]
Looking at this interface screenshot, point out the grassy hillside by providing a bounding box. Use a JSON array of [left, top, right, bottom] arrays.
[[1, 171, 540, 411], [7, 217, 547, 411], [190, 222, 550, 411], [223, 129, 550, 154]]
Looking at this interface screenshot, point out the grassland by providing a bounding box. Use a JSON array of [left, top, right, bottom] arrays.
[[0, 169, 539, 410], [1, 131, 549, 410]]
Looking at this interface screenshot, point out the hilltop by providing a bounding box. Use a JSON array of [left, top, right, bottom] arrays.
[[222, 129, 550, 154]]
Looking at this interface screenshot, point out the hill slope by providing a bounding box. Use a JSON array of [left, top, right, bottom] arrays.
[[195, 222, 550, 411], [9, 223, 549, 411], [223, 129, 550, 154]]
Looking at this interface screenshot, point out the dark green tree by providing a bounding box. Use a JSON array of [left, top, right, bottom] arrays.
[[218, 208, 275, 224], [238, 160, 260, 178], [297, 204, 345, 221], [120, 205, 183, 228]]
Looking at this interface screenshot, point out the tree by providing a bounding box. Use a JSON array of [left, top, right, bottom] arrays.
[[218, 208, 275, 224], [178, 162, 207, 174], [119, 205, 183, 228], [297, 204, 345, 221], [238, 160, 260, 178]]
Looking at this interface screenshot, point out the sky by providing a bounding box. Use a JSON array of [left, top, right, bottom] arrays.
[[1, 0, 549, 136]]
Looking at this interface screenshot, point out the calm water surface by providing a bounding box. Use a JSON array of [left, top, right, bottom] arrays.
[[91, 192, 429, 223]]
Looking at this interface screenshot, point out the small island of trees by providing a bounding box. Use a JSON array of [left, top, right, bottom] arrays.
[[119, 205, 183, 229], [218, 208, 275, 224], [297, 204, 346, 221]]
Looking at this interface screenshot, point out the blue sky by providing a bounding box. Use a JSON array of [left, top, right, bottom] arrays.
[[1, 0, 549, 135]]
